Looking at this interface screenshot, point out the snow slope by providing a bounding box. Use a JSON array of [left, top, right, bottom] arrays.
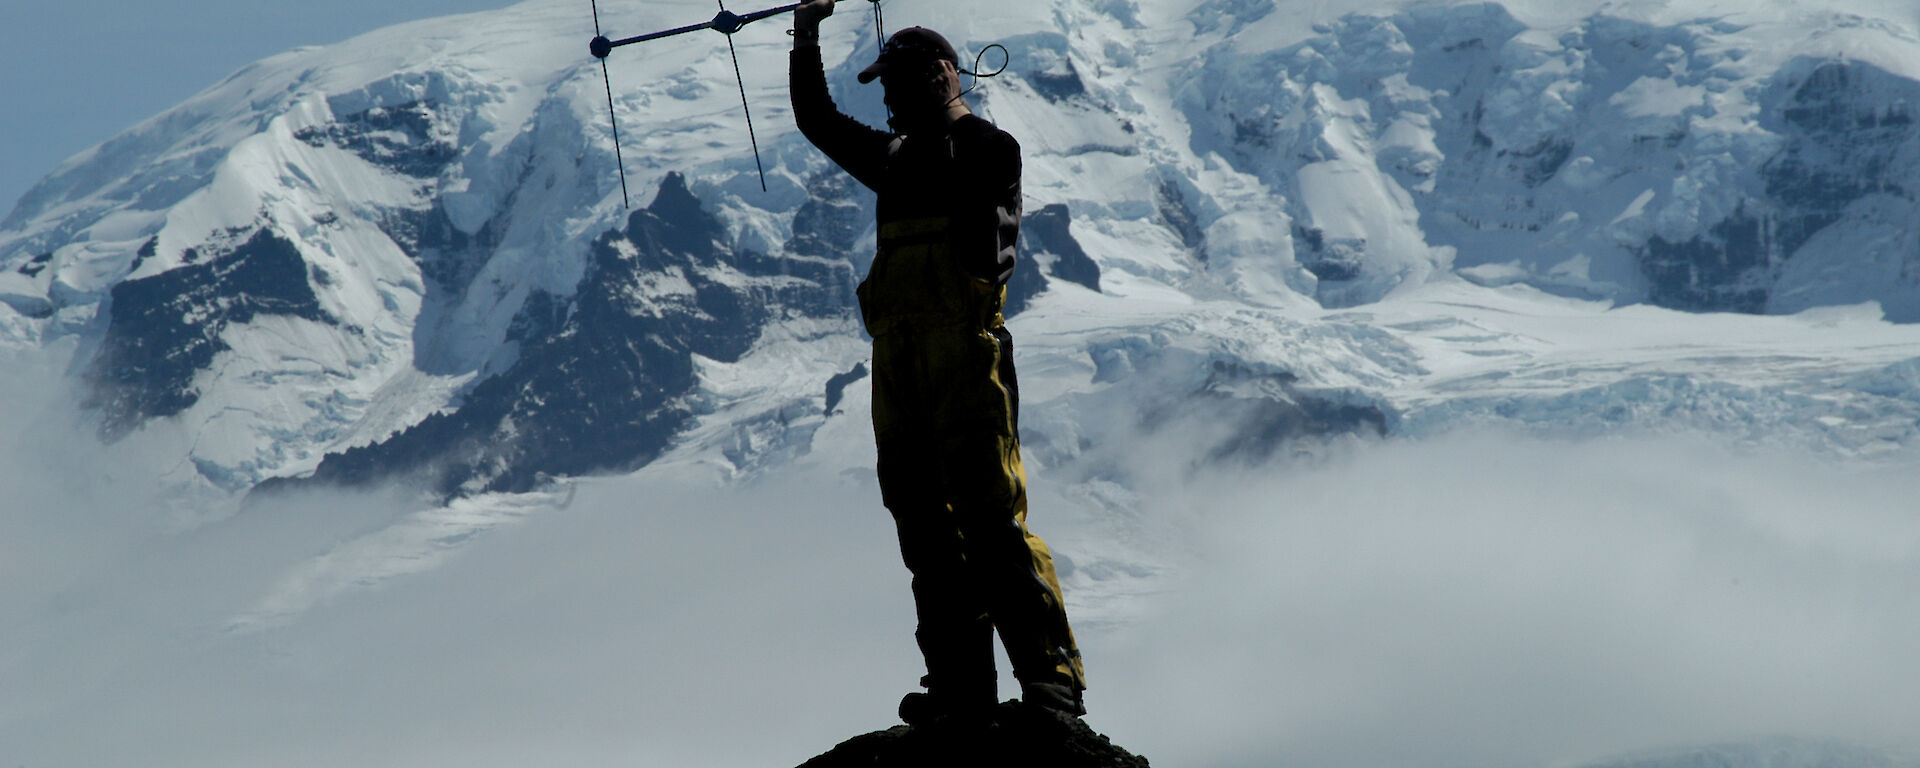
[[2, 0, 1918, 507]]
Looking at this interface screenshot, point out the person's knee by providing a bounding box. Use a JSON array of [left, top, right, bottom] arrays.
[[876, 444, 942, 512], [953, 516, 1032, 577], [940, 436, 1023, 510]]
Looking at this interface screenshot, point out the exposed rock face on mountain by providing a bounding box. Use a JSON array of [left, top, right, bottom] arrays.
[[84, 228, 336, 439], [255, 172, 857, 498], [1007, 203, 1103, 317], [796, 703, 1149, 768]]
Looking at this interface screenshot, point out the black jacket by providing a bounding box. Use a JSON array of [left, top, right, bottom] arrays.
[[790, 44, 1022, 285]]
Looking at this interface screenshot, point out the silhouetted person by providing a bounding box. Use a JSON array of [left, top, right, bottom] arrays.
[[790, 0, 1087, 723]]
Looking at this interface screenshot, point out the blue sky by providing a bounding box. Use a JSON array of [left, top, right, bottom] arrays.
[[0, 0, 517, 218]]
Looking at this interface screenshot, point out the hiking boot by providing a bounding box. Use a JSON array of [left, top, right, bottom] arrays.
[[1020, 681, 1086, 717], [899, 690, 996, 726]]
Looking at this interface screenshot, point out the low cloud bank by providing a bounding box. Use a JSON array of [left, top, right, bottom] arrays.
[[1087, 433, 1920, 768], [4, 359, 1917, 767]]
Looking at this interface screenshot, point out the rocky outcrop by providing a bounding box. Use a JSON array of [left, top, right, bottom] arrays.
[[253, 172, 856, 499], [84, 227, 335, 439], [796, 703, 1149, 768], [1006, 204, 1103, 318]]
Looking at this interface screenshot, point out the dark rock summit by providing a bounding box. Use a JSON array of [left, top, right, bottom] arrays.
[[796, 703, 1149, 768]]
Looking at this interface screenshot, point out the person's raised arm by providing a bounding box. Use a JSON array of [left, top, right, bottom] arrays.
[[791, 0, 891, 190]]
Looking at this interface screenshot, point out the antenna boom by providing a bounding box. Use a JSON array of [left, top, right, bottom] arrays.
[[587, 0, 888, 204]]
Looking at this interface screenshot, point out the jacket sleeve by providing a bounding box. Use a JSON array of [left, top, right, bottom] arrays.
[[790, 44, 891, 191], [959, 121, 1022, 285]]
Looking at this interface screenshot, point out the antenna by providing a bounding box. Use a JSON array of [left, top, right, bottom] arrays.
[[718, 1, 769, 193], [587, 0, 889, 206], [590, 0, 631, 208]]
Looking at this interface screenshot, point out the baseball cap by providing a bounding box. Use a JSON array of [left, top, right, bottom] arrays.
[[857, 27, 960, 84]]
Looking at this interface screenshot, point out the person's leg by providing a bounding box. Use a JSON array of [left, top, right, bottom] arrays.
[[932, 327, 1086, 713], [873, 333, 996, 722], [944, 429, 1086, 712]]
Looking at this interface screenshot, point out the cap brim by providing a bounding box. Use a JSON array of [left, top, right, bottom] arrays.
[[857, 60, 887, 84]]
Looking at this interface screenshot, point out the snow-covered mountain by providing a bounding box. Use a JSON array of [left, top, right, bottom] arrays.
[[2, 0, 1919, 511]]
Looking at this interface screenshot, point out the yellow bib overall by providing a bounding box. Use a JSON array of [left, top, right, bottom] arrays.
[[859, 213, 1086, 698]]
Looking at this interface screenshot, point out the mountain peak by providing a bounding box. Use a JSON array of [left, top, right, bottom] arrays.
[[647, 170, 701, 218]]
